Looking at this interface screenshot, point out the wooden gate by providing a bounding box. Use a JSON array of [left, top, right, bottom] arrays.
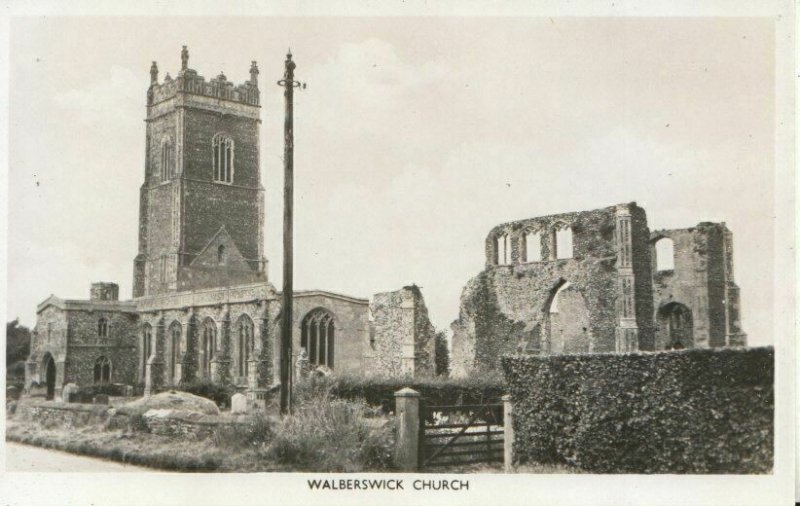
[[419, 402, 504, 469]]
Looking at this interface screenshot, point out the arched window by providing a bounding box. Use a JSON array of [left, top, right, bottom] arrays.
[[142, 323, 153, 375], [524, 230, 542, 262], [169, 321, 182, 383], [554, 225, 573, 259], [201, 318, 217, 378], [212, 134, 234, 183], [496, 233, 510, 265], [161, 136, 175, 181], [654, 237, 675, 271], [236, 315, 255, 379], [97, 317, 109, 339], [300, 309, 335, 369], [94, 356, 112, 384], [217, 245, 226, 264]]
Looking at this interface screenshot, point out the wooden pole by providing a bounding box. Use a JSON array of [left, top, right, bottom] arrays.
[[279, 51, 297, 415]]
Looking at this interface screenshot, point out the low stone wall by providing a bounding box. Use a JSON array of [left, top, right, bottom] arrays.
[[14, 400, 112, 429]]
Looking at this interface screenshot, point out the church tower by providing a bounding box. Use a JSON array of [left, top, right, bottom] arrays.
[[133, 46, 267, 297]]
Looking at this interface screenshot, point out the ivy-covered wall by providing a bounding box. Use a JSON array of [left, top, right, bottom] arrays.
[[502, 347, 773, 473]]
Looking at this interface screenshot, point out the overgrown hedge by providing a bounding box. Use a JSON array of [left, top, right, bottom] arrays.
[[299, 372, 506, 414], [502, 347, 773, 473]]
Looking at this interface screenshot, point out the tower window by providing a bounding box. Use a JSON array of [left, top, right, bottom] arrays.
[[212, 134, 234, 183], [554, 225, 574, 259], [161, 137, 175, 181], [496, 233, 510, 265], [97, 317, 109, 339], [524, 230, 542, 262]]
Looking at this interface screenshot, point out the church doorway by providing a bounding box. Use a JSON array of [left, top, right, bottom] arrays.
[[657, 302, 693, 350], [43, 353, 56, 400]]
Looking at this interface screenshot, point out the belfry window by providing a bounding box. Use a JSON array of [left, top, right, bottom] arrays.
[[213, 134, 234, 183], [161, 137, 175, 181], [97, 317, 109, 339]]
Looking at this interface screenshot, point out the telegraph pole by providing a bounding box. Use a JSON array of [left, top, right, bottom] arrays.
[[277, 50, 304, 415]]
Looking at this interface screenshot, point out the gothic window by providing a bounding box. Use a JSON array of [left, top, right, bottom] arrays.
[[161, 136, 175, 181], [97, 317, 109, 339], [524, 230, 542, 262], [654, 237, 675, 271], [169, 321, 182, 383], [236, 315, 255, 378], [212, 134, 234, 183], [201, 318, 217, 378], [47, 322, 54, 343], [496, 233, 510, 265], [142, 323, 153, 376], [300, 309, 335, 369], [94, 356, 112, 384], [554, 224, 574, 259]]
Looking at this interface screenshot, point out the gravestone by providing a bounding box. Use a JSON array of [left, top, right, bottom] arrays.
[[6, 385, 20, 401], [61, 383, 79, 403], [93, 394, 110, 405], [231, 393, 247, 415], [124, 385, 134, 397]]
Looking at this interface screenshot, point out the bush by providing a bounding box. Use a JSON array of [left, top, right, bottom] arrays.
[[214, 416, 275, 449], [265, 387, 395, 471], [502, 347, 774, 473], [173, 379, 240, 408], [73, 383, 128, 403], [298, 371, 506, 414]]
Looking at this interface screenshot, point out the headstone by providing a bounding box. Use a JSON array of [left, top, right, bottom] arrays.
[[93, 394, 110, 405], [61, 383, 79, 403], [6, 385, 20, 401], [230, 393, 248, 415], [124, 385, 134, 397]]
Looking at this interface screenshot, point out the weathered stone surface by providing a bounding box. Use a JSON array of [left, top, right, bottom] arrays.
[[230, 393, 247, 414]]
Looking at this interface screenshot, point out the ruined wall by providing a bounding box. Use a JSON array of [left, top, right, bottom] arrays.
[[366, 286, 436, 378], [450, 203, 654, 377], [651, 222, 746, 350]]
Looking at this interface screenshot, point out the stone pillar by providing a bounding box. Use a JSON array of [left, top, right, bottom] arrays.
[[615, 205, 639, 353], [394, 387, 420, 471], [502, 394, 514, 472]]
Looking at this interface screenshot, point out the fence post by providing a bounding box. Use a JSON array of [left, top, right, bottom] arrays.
[[394, 387, 420, 471], [502, 394, 514, 472]]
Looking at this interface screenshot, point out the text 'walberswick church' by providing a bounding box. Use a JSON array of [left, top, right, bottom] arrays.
[[25, 47, 746, 402]]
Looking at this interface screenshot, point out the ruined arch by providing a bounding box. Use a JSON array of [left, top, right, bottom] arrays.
[[41, 352, 56, 400], [543, 279, 591, 354], [657, 302, 693, 350], [301, 308, 336, 369]]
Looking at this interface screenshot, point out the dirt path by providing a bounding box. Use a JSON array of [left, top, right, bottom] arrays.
[[5, 442, 159, 472]]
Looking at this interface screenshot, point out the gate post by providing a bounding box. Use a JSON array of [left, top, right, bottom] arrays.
[[502, 394, 514, 472], [394, 387, 420, 471]]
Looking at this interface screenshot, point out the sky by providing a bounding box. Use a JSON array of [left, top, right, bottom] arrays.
[[7, 16, 776, 345]]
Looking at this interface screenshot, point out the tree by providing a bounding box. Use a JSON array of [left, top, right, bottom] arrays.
[[6, 319, 31, 378], [434, 330, 450, 377]]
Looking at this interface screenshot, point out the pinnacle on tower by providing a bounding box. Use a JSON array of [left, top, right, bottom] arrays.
[[150, 61, 158, 85], [181, 45, 189, 71], [250, 61, 259, 87]]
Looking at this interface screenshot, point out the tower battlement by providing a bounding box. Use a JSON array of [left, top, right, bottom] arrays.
[[148, 46, 260, 107]]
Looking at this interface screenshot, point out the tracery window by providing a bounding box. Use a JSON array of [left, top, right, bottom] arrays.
[[97, 317, 109, 339], [300, 309, 335, 368], [212, 134, 234, 183], [94, 356, 112, 383]]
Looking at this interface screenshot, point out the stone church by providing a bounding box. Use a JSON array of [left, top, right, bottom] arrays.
[[450, 202, 747, 377], [25, 47, 436, 401]]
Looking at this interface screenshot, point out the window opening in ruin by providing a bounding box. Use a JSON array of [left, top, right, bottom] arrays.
[[94, 356, 112, 384], [218, 245, 226, 264], [496, 233, 510, 265], [300, 309, 335, 369], [555, 226, 573, 259], [212, 134, 234, 183], [237, 315, 254, 378], [655, 237, 675, 271], [524, 231, 542, 262], [658, 302, 693, 350], [170, 322, 181, 383], [549, 281, 572, 313], [97, 317, 108, 339]]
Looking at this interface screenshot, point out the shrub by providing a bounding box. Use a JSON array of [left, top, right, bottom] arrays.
[[265, 387, 396, 471], [214, 416, 275, 449], [298, 371, 506, 414], [502, 347, 774, 473], [73, 383, 128, 403], [173, 379, 240, 408]]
